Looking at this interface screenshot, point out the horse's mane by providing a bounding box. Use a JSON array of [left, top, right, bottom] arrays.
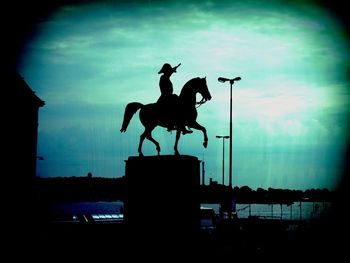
[[179, 77, 202, 103], [181, 77, 200, 93], [183, 77, 200, 88]]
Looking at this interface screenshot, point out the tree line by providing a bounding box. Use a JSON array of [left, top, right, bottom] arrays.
[[32, 176, 335, 204]]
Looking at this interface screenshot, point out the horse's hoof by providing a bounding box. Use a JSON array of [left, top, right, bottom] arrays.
[[139, 152, 144, 157], [203, 141, 208, 148], [174, 151, 180, 156]]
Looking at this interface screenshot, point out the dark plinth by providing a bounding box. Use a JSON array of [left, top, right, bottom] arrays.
[[124, 155, 201, 249]]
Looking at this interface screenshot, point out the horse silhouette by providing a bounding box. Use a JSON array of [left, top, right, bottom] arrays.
[[120, 77, 212, 156]]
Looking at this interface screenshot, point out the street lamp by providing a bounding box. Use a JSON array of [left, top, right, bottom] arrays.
[[216, 135, 229, 185], [218, 76, 241, 188]]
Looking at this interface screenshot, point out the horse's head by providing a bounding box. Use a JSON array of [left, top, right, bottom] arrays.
[[197, 77, 212, 102], [180, 77, 212, 106]]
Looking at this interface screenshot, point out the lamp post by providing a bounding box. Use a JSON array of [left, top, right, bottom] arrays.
[[216, 135, 229, 185], [218, 76, 241, 188]]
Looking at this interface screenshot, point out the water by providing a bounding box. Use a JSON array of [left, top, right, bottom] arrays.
[[54, 200, 124, 215], [51, 201, 124, 222], [52, 200, 331, 222], [202, 201, 331, 221]]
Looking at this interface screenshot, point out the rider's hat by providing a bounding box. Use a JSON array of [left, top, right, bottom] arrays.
[[158, 63, 174, 74]]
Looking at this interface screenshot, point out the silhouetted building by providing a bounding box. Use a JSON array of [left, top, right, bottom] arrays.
[[5, 71, 44, 189], [4, 71, 45, 246]]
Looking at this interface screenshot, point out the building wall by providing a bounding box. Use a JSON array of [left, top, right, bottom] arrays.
[[5, 72, 44, 194]]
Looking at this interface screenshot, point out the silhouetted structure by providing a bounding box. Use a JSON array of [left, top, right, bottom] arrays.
[[4, 71, 45, 249], [124, 155, 201, 253], [6, 72, 45, 183]]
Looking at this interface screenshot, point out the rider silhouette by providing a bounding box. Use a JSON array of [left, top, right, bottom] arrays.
[[157, 63, 192, 134]]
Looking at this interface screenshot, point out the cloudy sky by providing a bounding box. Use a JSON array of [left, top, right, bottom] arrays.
[[17, 0, 350, 190]]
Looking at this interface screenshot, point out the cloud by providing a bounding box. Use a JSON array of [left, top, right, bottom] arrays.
[[19, 0, 350, 190]]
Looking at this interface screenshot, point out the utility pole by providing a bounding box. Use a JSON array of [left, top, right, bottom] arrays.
[[216, 135, 229, 185], [218, 77, 241, 188], [202, 161, 205, 185]]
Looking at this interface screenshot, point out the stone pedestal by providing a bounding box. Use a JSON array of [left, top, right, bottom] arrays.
[[124, 155, 201, 250]]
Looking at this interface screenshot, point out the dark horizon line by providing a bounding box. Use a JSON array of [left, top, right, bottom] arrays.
[[34, 175, 333, 193]]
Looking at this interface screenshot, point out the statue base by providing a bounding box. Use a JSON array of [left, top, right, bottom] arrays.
[[123, 155, 201, 250]]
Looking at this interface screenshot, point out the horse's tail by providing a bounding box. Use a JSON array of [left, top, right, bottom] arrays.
[[120, 102, 143, 133]]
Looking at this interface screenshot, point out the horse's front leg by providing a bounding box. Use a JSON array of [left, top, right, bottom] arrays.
[[138, 130, 147, 157], [188, 121, 208, 148], [174, 129, 181, 155]]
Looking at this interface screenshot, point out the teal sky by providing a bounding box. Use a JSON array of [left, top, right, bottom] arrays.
[[17, 0, 350, 190]]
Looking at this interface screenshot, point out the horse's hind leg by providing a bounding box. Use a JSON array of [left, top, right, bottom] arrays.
[[146, 132, 161, 155], [139, 127, 160, 156], [138, 130, 147, 157]]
